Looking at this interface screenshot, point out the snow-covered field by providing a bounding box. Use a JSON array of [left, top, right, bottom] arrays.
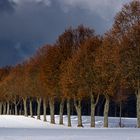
[[0, 115, 139, 140]]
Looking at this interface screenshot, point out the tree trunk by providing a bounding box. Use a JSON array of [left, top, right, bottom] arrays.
[[104, 95, 110, 127], [0, 102, 2, 115], [23, 98, 28, 117], [43, 99, 47, 122], [14, 99, 19, 115], [137, 88, 140, 128], [49, 98, 55, 124], [9, 108, 12, 115], [119, 101, 122, 127], [91, 93, 99, 127], [59, 99, 64, 125], [115, 104, 117, 117], [30, 99, 33, 117], [3, 102, 6, 115], [15, 104, 18, 115], [19, 103, 22, 115], [37, 98, 41, 120], [91, 93, 95, 127], [67, 98, 71, 127], [74, 98, 83, 127], [7, 101, 10, 115]]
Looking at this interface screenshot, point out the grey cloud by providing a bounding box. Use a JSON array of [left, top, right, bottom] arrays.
[[58, 0, 131, 19]]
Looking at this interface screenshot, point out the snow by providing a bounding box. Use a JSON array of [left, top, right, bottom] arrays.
[[0, 115, 139, 140]]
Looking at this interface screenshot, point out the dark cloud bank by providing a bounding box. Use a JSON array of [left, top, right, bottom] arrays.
[[0, 0, 130, 67]]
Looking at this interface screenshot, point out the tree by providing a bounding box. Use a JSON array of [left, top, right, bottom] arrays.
[[111, 0, 140, 127], [60, 56, 84, 127], [113, 88, 128, 127], [13, 64, 29, 117], [119, 24, 140, 127], [94, 36, 121, 127], [60, 36, 101, 127], [59, 25, 95, 127], [25, 58, 42, 119], [39, 45, 61, 124], [0, 67, 11, 114], [112, 0, 140, 40]]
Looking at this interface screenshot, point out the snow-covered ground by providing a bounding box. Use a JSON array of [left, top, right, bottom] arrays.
[[0, 115, 139, 140]]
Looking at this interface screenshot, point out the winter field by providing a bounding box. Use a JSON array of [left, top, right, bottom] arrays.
[[0, 115, 139, 140]]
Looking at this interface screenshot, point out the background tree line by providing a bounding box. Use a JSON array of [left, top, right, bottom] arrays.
[[0, 1, 140, 128]]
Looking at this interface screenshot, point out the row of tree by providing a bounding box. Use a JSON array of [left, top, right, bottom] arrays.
[[0, 1, 140, 127]]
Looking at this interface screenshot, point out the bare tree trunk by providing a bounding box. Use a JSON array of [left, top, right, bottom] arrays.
[[7, 101, 10, 115], [115, 104, 117, 117], [3, 102, 6, 115], [9, 108, 12, 115], [43, 99, 47, 122], [90, 93, 99, 127], [59, 98, 64, 125], [23, 98, 28, 117], [13, 99, 20, 115], [104, 95, 110, 127], [15, 104, 18, 115], [119, 101, 122, 127], [74, 98, 83, 127], [91, 93, 95, 127], [30, 99, 33, 117], [49, 98, 55, 124], [19, 103, 22, 115], [37, 98, 41, 120], [0, 102, 2, 115], [67, 98, 71, 127], [137, 88, 140, 128]]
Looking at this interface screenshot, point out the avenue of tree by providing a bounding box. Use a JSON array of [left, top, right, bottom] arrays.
[[0, 1, 140, 128]]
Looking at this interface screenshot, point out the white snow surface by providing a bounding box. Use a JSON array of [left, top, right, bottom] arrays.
[[0, 115, 139, 140]]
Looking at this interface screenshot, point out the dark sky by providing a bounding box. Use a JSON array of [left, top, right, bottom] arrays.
[[0, 0, 131, 67]]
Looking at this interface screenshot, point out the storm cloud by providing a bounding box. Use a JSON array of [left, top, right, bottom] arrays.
[[0, 0, 131, 67], [0, 0, 16, 14]]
